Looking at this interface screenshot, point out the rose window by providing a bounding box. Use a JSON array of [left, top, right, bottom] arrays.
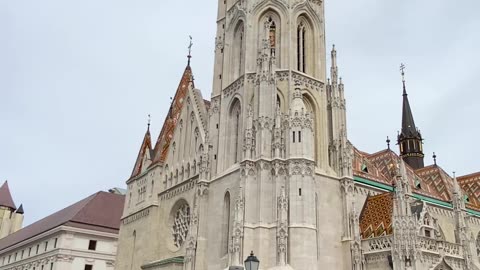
[[172, 203, 191, 248]]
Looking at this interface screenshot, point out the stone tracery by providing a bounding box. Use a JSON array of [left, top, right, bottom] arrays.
[[172, 203, 191, 248]]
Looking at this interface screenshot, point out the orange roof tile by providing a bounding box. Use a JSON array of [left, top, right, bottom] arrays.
[[151, 65, 193, 166], [360, 192, 393, 239]]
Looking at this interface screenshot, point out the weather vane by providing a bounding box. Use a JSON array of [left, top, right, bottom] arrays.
[[400, 63, 406, 82]]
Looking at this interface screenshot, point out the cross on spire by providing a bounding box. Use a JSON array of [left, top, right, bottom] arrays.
[[400, 63, 406, 82], [187, 35, 193, 66]]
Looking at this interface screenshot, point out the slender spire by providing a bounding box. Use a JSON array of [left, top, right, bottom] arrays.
[[187, 35, 193, 66], [397, 63, 424, 170], [331, 45, 338, 85], [399, 63, 417, 136]]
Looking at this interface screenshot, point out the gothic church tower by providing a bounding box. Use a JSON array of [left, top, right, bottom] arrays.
[[116, 0, 355, 269]]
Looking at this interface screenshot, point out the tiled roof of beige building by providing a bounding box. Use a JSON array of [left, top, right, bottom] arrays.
[[0, 191, 125, 252]]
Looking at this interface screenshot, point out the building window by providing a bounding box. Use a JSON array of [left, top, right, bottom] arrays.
[[36, 244, 39, 254], [54, 238, 58, 248], [50, 263, 54, 270], [84, 265, 93, 270], [297, 22, 306, 72], [88, 240, 97, 251], [292, 131, 296, 143], [28, 247, 31, 256], [21, 250, 24, 259], [298, 131, 302, 143], [45, 241, 48, 251], [41, 265, 44, 270]]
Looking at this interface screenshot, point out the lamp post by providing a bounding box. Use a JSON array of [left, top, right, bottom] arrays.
[[244, 251, 260, 270]]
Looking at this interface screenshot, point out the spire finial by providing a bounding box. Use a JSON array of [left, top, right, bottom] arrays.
[[433, 152, 437, 165], [187, 35, 193, 66], [400, 63, 407, 95], [386, 136, 391, 150], [147, 114, 151, 131]]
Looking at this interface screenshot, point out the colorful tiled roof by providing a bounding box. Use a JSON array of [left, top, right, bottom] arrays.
[[0, 191, 125, 252], [416, 165, 453, 202], [130, 128, 152, 178], [0, 181, 16, 210], [458, 172, 480, 209], [359, 192, 393, 239], [151, 65, 193, 165]]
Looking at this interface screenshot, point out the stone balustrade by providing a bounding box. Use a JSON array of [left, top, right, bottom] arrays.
[[362, 236, 393, 254]]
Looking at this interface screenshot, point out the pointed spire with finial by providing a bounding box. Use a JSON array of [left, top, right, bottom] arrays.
[[330, 44, 338, 85], [386, 136, 391, 150], [433, 152, 437, 166], [397, 63, 424, 169]]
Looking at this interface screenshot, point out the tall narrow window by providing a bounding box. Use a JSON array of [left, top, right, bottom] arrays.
[[229, 99, 242, 165], [221, 192, 231, 255], [298, 131, 302, 142], [88, 240, 97, 251], [297, 22, 306, 72], [268, 18, 276, 56]]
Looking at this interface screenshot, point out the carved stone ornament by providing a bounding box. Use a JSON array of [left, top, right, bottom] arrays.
[[172, 203, 191, 248]]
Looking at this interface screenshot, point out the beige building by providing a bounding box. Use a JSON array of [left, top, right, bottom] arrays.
[[0, 191, 124, 270], [115, 0, 480, 269], [0, 181, 24, 240]]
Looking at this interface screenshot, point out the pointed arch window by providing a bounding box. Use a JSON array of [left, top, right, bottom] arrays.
[[221, 192, 231, 256], [268, 18, 276, 56], [297, 22, 306, 72], [229, 99, 242, 165]]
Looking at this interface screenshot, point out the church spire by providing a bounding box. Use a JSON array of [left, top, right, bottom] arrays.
[[397, 64, 424, 169]]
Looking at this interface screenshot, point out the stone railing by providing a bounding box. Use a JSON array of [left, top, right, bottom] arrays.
[[362, 236, 393, 254], [417, 236, 438, 253], [442, 241, 463, 258]]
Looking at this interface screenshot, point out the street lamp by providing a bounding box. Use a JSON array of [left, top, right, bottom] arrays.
[[244, 251, 260, 270]]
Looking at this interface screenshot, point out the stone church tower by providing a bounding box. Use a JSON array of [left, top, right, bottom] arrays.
[[115, 0, 357, 269]]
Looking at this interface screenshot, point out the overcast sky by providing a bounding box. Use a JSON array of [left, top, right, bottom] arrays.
[[1, 0, 479, 225]]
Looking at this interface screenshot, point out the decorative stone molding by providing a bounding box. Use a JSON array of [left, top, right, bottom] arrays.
[[287, 159, 314, 176], [160, 179, 196, 201], [291, 71, 324, 92], [209, 96, 221, 116], [123, 208, 151, 225], [223, 76, 244, 98], [241, 160, 257, 177], [276, 70, 289, 82]]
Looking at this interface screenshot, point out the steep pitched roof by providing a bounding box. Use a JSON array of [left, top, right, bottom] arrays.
[[359, 192, 393, 239], [457, 172, 480, 209], [0, 181, 16, 210], [354, 149, 448, 201], [130, 128, 152, 178], [0, 191, 124, 252], [415, 165, 454, 201], [151, 65, 193, 165]]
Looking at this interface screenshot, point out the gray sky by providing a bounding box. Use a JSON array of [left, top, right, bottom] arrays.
[[1, 0, 479, 226]]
